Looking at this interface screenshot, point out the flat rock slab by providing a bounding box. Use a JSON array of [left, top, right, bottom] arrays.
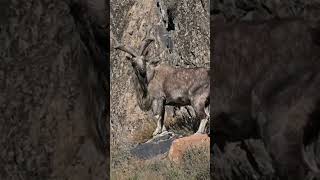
[[130, 132, 181, 160]]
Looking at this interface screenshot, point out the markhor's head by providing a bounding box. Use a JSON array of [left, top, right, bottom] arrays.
[[111, 27, 156, 77]]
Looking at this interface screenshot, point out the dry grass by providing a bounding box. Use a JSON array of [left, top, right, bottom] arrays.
[[181, 145, 210, 180], [132, 120, 157, 143], [111, 145, 210, 180], [166, 107, 197, 135], [164, 115, 178, 130], [119, 107, 210, 179], [131, 106, 198, 144], [131, 116, 195, 144]]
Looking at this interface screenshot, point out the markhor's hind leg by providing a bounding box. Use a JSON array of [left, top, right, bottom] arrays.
[[193, 96, 209, 134], [197, 118, 208, 134]]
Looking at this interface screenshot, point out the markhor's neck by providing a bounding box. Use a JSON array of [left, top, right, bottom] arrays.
[[134, 69, 148, 96], [132, 68, 152, 111]]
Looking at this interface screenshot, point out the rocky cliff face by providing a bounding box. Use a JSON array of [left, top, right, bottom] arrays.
[[211, 0, 319, 21], [110, 0, 209, 150], [0, 0, 108, 179], [211, 1, 320, 180]]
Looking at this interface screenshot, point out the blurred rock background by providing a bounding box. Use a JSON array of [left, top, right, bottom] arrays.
[[0, 0, 108, 179], [211, 0, 320, 179], [211, 0, 320, 21]]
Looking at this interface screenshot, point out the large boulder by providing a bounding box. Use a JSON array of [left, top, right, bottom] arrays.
[[169, 134, 209, 164]]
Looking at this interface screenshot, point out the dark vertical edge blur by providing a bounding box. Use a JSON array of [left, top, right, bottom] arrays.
[[105, 0, 110, 178], [209, 0, 214, 179]]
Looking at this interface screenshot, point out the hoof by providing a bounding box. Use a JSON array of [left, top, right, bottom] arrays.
[[161, 128, 168, 133], [152, 128, 161, 136], [194, 132, 205, 135], [159, 130, 169, 135]]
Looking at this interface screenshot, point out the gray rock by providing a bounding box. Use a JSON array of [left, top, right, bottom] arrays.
[[130, 132, 180, 160]]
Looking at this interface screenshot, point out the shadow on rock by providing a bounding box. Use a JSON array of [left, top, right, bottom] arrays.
[[130, 131, 181, 160]]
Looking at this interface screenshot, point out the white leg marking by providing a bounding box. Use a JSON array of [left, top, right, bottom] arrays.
[[196, 118, 208, 134]]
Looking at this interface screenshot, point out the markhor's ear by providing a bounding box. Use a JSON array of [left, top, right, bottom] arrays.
[[143, 47, 151, 56], [150, 59, 161, 66]]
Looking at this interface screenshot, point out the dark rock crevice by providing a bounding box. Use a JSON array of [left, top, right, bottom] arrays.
[[166, 8, 175, 31], [240, 141, 263, 176], [155, 0, 174, 53]]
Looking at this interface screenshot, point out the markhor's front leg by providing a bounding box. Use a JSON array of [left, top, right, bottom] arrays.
[[152, 98, 165, 136]]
